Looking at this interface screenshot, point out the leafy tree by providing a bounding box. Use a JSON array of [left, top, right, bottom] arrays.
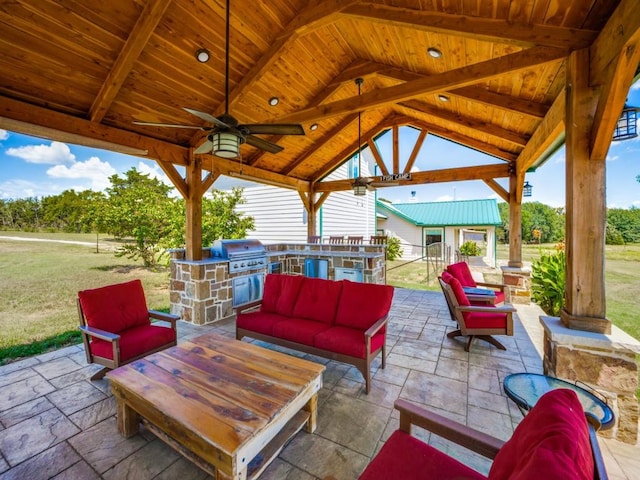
[[102, 169, 178, 267], [386, 235, 403, 261], [497, 201, 564, 244], [607, 208, 640, 243]]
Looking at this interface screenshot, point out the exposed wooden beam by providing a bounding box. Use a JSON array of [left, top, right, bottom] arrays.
[[392, 125, 399, 174], [157, 159, 188, 198], [404, 129, 427, 174], [392, 114, 518, 162], [483, 179, 510, 203], [315, 163, 510, 192], [0, 96, 188, 165], [399, 100, 529, 147], [89, 0, 173, 122], [368, 138, 389, 176], [209, 155, 310, 191], [341, 3, 597, 49], [277, 46, 566, 124], [516, 89, 565, 175], [280, 113, 359, 175]]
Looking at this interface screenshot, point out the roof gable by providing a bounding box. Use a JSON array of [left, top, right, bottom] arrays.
[[377, 199, 501, 227]]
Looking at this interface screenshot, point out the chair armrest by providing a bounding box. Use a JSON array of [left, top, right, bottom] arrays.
[[79, 325, 120, 342], [476, 281, 506, 292], [365, 316, 388, 338], [395, 399, 504, 459], [457, 305, 516, 313], [235, 300, 262, 315], [148, 310, 179, 326]]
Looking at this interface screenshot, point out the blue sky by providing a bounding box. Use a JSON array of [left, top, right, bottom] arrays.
[[1, 85, 640, 209]]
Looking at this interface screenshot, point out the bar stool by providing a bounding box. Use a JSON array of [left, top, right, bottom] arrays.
[[329, 236, 345, 244], [308, 235, 321, 244], [347, 236, 363, 245]]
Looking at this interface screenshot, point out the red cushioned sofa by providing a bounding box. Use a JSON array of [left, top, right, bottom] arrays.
[[359, 389, 607, 480], [236, 274, 395, 394], [78, 279, 179, 380]]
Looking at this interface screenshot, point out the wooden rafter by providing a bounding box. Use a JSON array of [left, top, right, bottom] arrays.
[[392, 125, 399, 174], [208, 155, 310, 191], [404, 130, 427, 174], [368, 138, 388, 176], [89, 0, 173, 122], [341, 3, 597, 49], [277, 46, 566, 124], [483, 179, 510, 203]]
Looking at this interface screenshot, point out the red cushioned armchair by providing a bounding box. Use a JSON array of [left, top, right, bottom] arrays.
[[447, 261, 506, 305], [77, 279, 179, 380], [359, 389, 607, 480], [439, 274, 515, 351]]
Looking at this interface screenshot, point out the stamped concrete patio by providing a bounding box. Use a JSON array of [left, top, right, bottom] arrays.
[[0, 288, 638, 479]]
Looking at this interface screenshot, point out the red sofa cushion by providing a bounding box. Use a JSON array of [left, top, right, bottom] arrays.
[[464, 311, 507, 329], [358, 429, 486, 480], [334, 280, 394, 330], [79, 279, 149, 333], [492, 290, 506, 305], [489, 389, 594, 480], [447, 262, 476, 287], [236, 311, 287, 336], [271, 318, 331, 346], [90, 324, 175, 362], [292, 277, 343, 324], [261, 274, 305, 317], [314, 326, 385, 359]]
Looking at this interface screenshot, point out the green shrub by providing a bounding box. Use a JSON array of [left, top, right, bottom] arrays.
[[386, 236, 403, 261], [606, 222, 625, 245], [531, 250, 566, 316], [460, 240, 481, 256]]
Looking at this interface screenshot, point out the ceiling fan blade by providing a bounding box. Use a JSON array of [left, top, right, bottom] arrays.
[[243, 123, 305, 135], [184, 108, 230, 129], [194, 140, 214, 154], [245, 134, 284, 154], [133, 121, 204, 130]]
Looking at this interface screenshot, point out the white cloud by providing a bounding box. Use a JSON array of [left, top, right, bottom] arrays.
[[606, 154, 619, 162], [136, 161, 171, 186], [6, 141, 75, 165], [0, 130, 8, 141], [47, 156, 116, 190], [0, 178, 58, 199]]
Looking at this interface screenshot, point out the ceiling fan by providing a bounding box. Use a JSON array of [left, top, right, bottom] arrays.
[[133, 0, 305, 158]]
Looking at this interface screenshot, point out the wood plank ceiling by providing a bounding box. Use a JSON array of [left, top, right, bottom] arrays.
[[0, 0, 626, 194]]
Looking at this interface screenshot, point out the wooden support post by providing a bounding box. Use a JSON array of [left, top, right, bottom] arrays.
[[507, 172, 523, 268], [562, 49, 610, 334], [185, 150, 203, 261]]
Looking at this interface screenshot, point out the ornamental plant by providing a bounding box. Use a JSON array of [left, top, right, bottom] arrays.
[[386, 235, 403, 261], [531, 248, 566, 316], [459, 240, 481, 257]]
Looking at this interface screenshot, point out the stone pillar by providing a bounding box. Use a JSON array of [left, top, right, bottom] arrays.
[[501, 266, 531, 304], [541, 316, 640, 444]]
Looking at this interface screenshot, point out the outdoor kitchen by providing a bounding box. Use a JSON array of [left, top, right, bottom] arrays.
[[169, 239, 387, 325]]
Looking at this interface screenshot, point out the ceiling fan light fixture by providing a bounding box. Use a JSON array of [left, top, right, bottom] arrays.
[[268, 97, 279, 106], [195, 48, 210, 63], [352, 178, 369, 196], [211, 132, 240, 158], [427, 47, 442, 58]]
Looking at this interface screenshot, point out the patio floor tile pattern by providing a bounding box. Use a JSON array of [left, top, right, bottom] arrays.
[[0, 288, 638, 479]]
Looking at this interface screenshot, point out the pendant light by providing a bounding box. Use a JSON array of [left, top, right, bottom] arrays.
[[352, 78, 368, 196]]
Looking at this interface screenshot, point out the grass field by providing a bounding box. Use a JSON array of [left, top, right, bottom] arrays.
[[0, 232, 170, 359], [1, 233, 639, 361]]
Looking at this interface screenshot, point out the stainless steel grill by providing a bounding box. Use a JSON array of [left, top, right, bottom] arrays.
[[211, 239, 267, 274]]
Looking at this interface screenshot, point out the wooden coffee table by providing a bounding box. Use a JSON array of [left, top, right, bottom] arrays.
[[107, 332, 325, 480]]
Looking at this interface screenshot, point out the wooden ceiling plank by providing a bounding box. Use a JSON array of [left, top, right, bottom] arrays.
[[341, 3, 598, 49], [315, 163, 511, 192], [398, 100, 529, 147], [277, 46, 567, 124], [367, 138, 389, 176], [0, 95, 188, 165], [483, 178, 510, 203], [89, 0, 174, 122], [403, 129, 428, 174], [516, 89, 566, 175]]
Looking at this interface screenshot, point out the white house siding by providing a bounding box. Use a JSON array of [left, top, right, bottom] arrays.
[[224, 154, 377, 243], [377, 213, 423, 259]]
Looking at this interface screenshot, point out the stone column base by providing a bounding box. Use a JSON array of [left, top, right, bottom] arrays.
[[541, 316, 640, 445], [500, 266, 531, 304]]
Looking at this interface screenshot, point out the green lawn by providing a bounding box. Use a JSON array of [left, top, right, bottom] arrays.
[[388, 243, 640, 341], [0, 233, 170, 360]]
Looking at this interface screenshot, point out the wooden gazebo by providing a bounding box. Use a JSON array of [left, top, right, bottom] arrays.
[[1, 2, 639, 438]]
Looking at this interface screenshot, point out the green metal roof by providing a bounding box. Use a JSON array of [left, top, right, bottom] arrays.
[[377, 199, 502, 227]]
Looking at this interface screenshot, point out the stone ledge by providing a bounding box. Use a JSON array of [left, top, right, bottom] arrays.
[[541, 316, 640, 355]]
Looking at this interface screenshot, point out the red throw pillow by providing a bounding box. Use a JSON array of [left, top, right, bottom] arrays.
[[292, 277, 343, 324], [441, 271, 454, 284], [448, 276, 470, 307], [261, 274, 305, 317], [489, 389, 594, 480], [78, 279, 149, 333], [334, 280, 394, 330], [447, 262, 476, 287]]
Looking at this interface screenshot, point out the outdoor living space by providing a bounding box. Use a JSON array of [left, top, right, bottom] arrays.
[[0, 288, 637, 480]]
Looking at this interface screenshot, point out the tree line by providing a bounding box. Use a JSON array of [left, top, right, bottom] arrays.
[[0, 168, 254, 266], [495, 201, 640, 245]]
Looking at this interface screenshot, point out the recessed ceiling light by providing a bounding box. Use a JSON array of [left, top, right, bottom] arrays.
[[269, 97, 279, 106], [195, 48, 210, 63], [427, 47, 442, 58], [438, 94, 449, 102], [310, 123, 318, 131]]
